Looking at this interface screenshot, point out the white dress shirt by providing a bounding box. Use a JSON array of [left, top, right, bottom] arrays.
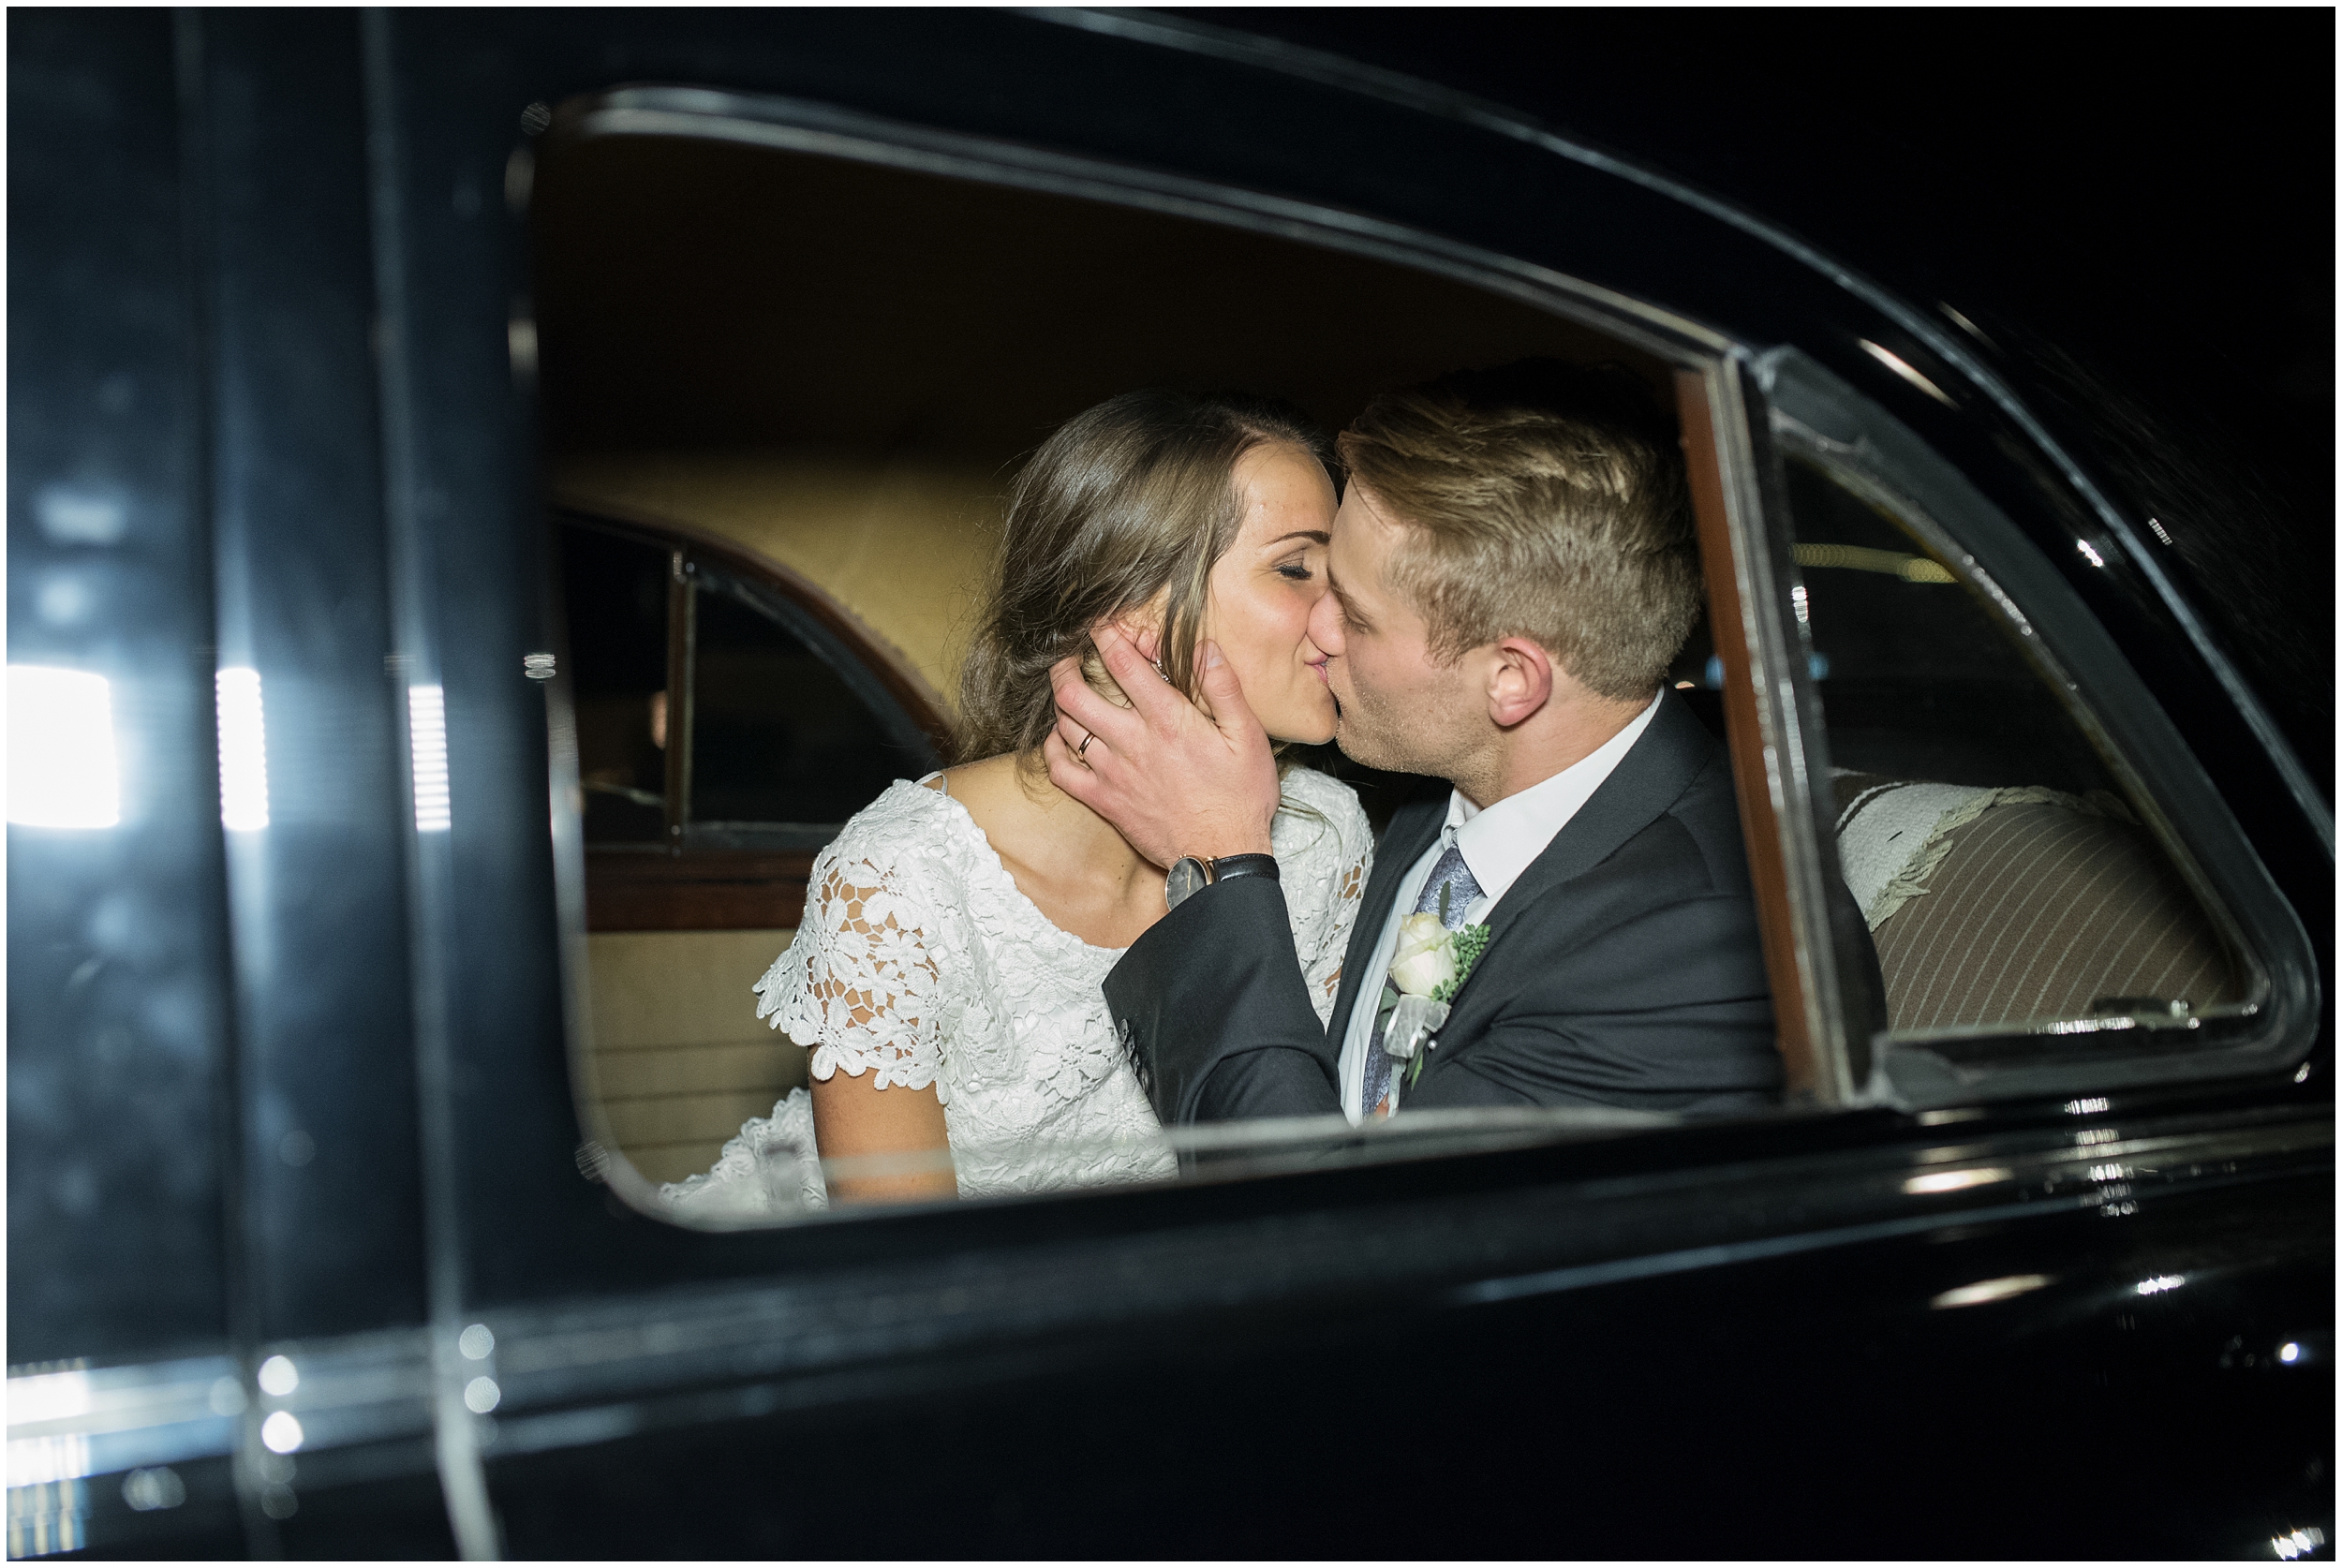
[[1338, 690, 1664, 1121]]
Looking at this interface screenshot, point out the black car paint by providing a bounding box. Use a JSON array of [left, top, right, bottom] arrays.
[[7, 8, 2329, 1558]]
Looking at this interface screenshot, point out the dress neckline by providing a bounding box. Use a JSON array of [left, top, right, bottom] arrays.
[[910, 774, 1131, 958]]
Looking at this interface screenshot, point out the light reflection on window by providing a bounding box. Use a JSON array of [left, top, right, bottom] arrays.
[[408, 683, 451, 833], [215, 667, 270, 832], [5, 1433, 91, 1488], [1928, 1273, 2049, 1309], [259, 1410, 304, 1454], [7, 665, 121, 830], [7, 1368, 93, 1427], [1903, 1166, 2009, 1195], [255, 1354, 298, 1397]]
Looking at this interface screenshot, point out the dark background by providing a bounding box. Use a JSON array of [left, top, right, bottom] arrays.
[[1178, 8, 2335, 791]]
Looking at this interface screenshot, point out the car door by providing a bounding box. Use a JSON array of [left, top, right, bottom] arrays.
[[8, 10, 452, 1557], [370, 13, 2321, 1558]]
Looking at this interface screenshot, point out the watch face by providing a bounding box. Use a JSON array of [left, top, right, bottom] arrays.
[[1164, 856, 1208, 910]]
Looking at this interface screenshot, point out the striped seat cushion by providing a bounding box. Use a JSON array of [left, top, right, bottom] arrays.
[[1834, 777, 2238, 1033]]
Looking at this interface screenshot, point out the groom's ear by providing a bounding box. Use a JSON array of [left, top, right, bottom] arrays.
[[1486, 637, 1555, 729]]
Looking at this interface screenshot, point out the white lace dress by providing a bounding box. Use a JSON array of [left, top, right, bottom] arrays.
[[660, 766, 1371, 1220]]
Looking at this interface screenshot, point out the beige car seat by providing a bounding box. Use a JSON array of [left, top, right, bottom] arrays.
[[1832, 772, 2239, 1033]]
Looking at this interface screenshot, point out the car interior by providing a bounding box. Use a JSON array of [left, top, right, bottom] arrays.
[[1780, 460, 2241, 1036], [530, 126, 2246, 1206]]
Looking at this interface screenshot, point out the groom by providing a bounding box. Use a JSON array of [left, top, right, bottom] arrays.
[[1048, 360, 1824, 1123]]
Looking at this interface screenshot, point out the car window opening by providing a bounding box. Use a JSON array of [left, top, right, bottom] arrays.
[[534, 126, 1776, 1219], [533, 117, 2249, 1231]]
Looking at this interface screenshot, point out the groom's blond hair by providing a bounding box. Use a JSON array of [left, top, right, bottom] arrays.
[[1337, 361, 1700, 703]]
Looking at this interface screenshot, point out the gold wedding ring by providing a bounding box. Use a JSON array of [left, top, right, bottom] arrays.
[[1077, 732, 1095, 763]]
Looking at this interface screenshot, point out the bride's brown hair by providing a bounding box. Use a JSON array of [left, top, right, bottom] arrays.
[[955, 389, 1336, 764]]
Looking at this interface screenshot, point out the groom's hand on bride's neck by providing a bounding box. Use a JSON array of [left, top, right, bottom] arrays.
[[1045, 624, 1280, 868]]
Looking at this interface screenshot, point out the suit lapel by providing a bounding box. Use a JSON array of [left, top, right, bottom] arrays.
[[1436, 689, 1718, 1033], [1324, 788, 1445, 1042]]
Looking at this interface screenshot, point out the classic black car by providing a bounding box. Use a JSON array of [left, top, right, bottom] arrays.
[[9, 9, 2330, 1560]]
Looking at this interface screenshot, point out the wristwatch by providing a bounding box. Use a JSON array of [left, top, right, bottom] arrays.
[[1164, 852, 1279, 911]]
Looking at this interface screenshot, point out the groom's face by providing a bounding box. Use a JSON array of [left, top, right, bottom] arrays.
[[1310, 483, 1483, 777]]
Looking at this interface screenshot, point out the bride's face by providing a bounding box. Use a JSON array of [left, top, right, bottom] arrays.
[[1202, 443, 1340, 745]]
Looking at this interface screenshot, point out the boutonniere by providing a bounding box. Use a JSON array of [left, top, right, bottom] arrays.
[[1379, 885, 1492, 1088]]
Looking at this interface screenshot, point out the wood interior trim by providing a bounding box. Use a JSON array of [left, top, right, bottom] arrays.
[[662, 546, 695, 849], [1675, 367, 1825, 1101], [586, 847, 817, 932]]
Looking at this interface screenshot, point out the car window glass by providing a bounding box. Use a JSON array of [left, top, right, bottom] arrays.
[[563, 525, 670, 845], [689, 578, 925, 832], [1784, 457, 2245, 1037]]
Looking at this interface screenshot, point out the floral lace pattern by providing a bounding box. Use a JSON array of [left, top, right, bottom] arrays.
[[660, 766, 1371, 1219]]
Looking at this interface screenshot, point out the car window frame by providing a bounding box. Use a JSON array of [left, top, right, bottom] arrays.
[[1750, 348, 2319, 1109], [525, 80, 2319, 1224], [1677, 360, 1873, 1103], [517, 62, 2324, 1226]]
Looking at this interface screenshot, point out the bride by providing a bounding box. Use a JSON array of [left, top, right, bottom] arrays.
[[662, 390, 1372, 1217]]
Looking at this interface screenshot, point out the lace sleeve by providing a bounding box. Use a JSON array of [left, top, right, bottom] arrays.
[[754, 830, 956, 1103], [1271, 769, 1374, 1027]]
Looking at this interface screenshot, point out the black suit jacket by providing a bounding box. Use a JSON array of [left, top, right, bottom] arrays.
[[1105, 689, 1860, 1122]]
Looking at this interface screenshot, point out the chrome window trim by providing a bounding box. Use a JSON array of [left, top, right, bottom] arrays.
[[13, 1110, 2324, 1528], [7, 1355, 245, 1486], [1755, 348, 2318, 1108], [546, 86, 1733, 370], [4, 1334, 438, 1556]]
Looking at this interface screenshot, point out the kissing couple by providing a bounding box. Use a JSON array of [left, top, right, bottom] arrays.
[[668, 360, 1842, 1218]]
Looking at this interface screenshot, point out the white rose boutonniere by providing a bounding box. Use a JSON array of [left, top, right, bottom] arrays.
[[1378, 890, 1494, 1091], [1387, 912, 1459, 998]]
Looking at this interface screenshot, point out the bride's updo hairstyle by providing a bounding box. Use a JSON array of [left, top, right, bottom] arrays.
[[956, 389, 1335, 763]]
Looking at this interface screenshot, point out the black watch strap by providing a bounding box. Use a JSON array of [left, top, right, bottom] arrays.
[[1165, 851, 1279, 910]]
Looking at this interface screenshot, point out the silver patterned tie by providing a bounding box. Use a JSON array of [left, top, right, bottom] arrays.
[[1361, 840, 1482, 1118]]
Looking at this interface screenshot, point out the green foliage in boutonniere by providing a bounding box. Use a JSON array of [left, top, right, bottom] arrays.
[[1430, 923, 1490, 1007]]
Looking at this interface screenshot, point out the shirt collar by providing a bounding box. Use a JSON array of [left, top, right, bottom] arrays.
[[1443, 689, 1664, 906]]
